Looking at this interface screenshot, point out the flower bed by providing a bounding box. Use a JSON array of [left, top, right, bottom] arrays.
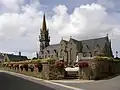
[[55, 60, 65, 75], [78, 62, 89, 68]]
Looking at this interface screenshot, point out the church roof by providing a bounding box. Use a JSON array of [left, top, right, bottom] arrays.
[[43, 44, 60, 51], [77, 36, 109, 53]]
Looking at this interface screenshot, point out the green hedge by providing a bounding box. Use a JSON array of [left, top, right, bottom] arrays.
[[94, 56, 120, 62], [94, 56, 114, 61], [2, 58, 56, 65]]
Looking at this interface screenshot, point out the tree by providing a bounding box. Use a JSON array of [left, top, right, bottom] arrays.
[[32, 57, 37, 60]]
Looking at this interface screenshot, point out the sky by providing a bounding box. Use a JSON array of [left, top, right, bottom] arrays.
[[0, 0, 120, 58]]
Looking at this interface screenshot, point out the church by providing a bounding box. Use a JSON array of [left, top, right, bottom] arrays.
[[38, 14, 113, 66]]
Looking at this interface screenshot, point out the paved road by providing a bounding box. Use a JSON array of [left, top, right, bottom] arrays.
[[0, 72, 56, 90], [2, 70, 120, 90], [55, 75, 120, 90]]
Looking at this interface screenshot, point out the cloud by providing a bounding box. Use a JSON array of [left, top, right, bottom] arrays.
[[50, 4, 120, 40], [0, 0, 43, 58], [49, 3, 120, 57], [0, 0, 120, 58]]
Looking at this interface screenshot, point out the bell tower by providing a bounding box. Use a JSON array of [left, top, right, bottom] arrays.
[[39, 13, 50, 52]]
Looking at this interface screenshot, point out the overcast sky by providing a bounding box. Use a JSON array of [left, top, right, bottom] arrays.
[[0, 0, 120, 58]]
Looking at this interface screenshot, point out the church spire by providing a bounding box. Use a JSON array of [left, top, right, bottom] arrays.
[[42, 13, 47, 31], [39, 13, 50, 53]]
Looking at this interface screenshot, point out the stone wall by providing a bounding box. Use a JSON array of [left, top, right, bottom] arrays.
[[41, 62, 57, 80], [79, 59, 120, 80], [1, 59, 65, 80], [41, 62, 65, 80]]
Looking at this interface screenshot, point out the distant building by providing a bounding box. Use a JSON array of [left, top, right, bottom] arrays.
[[0, 53, 4, 62], [3, 53, 28, 62], [38, 14, 113, 66]]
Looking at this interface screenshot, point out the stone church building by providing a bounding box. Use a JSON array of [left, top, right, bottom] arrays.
[[38, 14, 113, 65]]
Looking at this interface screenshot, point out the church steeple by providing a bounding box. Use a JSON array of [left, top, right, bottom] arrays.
[[42, 13, 47, 31], [39, 13, 50, 52]]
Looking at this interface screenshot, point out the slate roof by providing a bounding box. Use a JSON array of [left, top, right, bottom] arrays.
[[62, 40, 68, 44], [6, 54, 28, 61], [43, 44, 60, 51], [72, 36, 109, 53], [40, 36, 110, 57], [81, 36, 108, 48]]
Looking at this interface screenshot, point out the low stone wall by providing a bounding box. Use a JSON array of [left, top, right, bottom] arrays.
[[41, 62, 65, 80], [0, 60, 65, 80], [79, 59, 120, 80]]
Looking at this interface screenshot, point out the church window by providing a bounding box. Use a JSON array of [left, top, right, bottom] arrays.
[[97, 44, 100, 48], [94, 51, 98, 56], [60, 49, 63, 56], [56, 52, 58, 57], [5, 58, 7, 62], [51, 55, 53, 58], [54, 49, 56, 53], [41, 51, 44, 54], [47, 50, 50, 54], [86, 45, 89, 49], [89, 52, 92, 57], [83, 52, 87, 57], [45, 55, 47, 58]]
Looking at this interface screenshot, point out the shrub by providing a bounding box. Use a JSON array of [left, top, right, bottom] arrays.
[[20, 64, 23, 71], [35, 63, 43, 72], [94, 56, 113, 61], [55, 60, 64, 68], [23, 63, 28, 71], [55, 60, 65, 74], [78, 62, 89, 68], [29, 64, 34, 72]]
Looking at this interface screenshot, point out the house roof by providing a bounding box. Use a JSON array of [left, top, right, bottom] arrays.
[[6, 54, 28, 61], [0, 53, 4, 61]]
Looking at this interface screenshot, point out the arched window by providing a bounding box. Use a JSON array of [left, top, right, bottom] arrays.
[[86, 45, 89, 49], [41, 51, 44, 54], [89, 52, 92, 57], [47, 50, 50, 54], [97, 44, 100, 48], [83, 52, 87, 57], [45, 54, 47, 58], [60, 49, 63, 56], [54, 49, 58, 57], [54, 49, 56, 53], [51, 55, 53, 58], [94, 51, 98, 56]]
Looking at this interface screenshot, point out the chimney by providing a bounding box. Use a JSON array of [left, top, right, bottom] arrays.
[[19, 52, 21, 56]]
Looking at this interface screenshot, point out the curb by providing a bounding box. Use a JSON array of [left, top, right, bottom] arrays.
[[0, 70, 83, 90]]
